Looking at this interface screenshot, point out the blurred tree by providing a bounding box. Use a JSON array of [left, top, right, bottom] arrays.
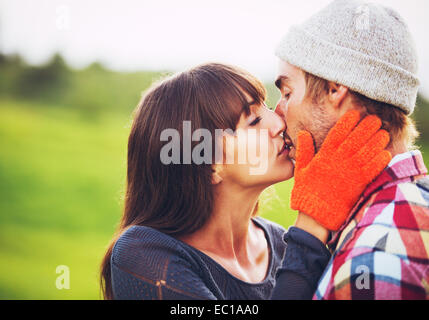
[[414, 94, 429, 143], [15, 53, 70, 101], [0, 52, 6, 65], [0, 53, 26, 95], [85, 61, 107, 73]]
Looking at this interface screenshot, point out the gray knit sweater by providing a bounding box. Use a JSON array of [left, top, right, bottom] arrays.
[[111, 217, 331, 300]]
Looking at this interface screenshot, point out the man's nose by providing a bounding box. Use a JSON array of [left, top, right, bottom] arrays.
[[275, 100, 287, 119]]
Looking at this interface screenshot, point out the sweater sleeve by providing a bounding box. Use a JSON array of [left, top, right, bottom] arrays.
[[111, 226, 218, 300], [271, 227, 332, 300], [111, 259, 218, 300]]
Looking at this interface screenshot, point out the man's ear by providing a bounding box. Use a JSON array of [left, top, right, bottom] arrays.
[[327, 82, 349, 110], [211, 164, 223, 185]]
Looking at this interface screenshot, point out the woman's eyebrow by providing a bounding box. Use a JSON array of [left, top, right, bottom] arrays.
[[275, 76, 290, 89]]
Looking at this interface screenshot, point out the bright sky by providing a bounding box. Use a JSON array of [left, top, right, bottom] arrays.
[[0, 0, 428, 97]]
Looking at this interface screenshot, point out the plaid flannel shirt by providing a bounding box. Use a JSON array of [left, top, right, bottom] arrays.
[[314, 150, 429, 300]]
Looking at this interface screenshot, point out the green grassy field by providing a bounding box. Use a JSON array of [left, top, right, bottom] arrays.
[[1, 96, 428, 299], [0, 98, 128, 299]]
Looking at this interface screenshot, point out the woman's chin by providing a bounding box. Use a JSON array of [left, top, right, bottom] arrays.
[[270, 161, 295, 184]]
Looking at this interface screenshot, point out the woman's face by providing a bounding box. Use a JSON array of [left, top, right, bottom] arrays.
[[220, 101, 295, 189]]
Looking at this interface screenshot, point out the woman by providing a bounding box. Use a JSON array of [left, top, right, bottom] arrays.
[[100, 63, 390, 299]]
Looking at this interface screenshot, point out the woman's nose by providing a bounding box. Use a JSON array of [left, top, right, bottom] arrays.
[[270, 110, 286, 137]]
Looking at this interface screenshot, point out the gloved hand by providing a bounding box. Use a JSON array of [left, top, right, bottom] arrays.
[[290, 110, 392, 231]]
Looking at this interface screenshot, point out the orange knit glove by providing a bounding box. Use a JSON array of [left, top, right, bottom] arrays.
[[290, 110, 392, 231]]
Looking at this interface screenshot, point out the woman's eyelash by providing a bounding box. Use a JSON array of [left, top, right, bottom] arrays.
[[250, 116, 262, 126]]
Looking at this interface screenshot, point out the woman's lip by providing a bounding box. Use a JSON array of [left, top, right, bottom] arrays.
[[278, 143, 285, 156], [278, 146, 290, 157]]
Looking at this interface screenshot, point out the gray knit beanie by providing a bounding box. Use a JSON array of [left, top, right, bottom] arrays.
[[275, 0, 420, 115]]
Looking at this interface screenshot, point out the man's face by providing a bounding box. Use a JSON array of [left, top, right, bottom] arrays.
[[274, 60, 337, 160]]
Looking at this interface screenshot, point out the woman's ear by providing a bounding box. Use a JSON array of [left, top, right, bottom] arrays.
[[211, 165, 223, 185], [327, 82, 349, 110]]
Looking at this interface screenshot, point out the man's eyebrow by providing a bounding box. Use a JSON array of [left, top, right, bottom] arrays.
[[275, 76, 290, 89]]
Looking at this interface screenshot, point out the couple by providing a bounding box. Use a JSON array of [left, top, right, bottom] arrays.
[[100, 0, 429, 300]]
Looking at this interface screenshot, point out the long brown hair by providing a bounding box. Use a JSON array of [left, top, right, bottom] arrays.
[[100, 63, 266, 299]]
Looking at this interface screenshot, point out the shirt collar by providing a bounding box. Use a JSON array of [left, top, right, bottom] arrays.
[[328, 150, 428, 250], [362, 150, 427, 198]]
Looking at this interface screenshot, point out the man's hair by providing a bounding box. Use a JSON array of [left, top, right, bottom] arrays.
[[304, 72, 420, 150]]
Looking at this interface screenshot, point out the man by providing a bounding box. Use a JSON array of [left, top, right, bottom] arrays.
[[274, 0, 429, 299]]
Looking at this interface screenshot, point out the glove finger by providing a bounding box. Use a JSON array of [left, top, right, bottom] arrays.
[[351, 130, 390, 168], [319, 110, 361, 158], [295, 130, 315, 172], [336, 115, 382, 158], [361, 150, 392, 183]]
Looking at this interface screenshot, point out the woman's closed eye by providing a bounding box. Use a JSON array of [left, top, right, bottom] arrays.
[[249, 116, 262, 127]]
